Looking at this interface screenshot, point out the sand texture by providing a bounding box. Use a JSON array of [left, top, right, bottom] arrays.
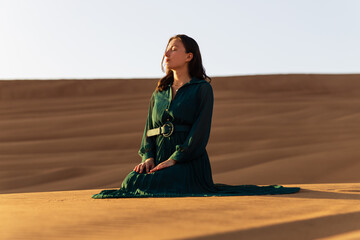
[[1, 74, 360, 239]]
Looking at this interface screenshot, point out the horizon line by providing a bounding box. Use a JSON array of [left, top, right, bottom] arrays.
[[1, 72, 360, 81]]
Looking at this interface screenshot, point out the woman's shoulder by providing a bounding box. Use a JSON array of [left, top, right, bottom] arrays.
[[192, 77, 212, 89], [192, 77, 210, 84], [194, 79, 213, 100], [197, 78, 212, 90]]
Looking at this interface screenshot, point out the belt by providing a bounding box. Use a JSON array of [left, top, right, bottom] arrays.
[[146, 122, 191, 137]]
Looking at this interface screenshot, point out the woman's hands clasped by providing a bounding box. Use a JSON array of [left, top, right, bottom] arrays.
[[133, 158, 176, 174]]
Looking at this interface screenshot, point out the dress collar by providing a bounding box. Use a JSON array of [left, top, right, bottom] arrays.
[[168, 76, 207, 87]]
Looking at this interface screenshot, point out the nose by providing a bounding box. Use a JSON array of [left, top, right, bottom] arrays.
[[165, 49, 171, 57]]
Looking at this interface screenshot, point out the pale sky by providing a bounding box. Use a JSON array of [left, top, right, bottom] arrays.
[[0, 0, 359, 80]]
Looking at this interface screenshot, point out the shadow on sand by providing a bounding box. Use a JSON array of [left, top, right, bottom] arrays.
[[184, 210, 360, 240]]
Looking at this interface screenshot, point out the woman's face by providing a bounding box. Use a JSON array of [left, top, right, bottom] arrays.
[[164, 38, 193, 71]]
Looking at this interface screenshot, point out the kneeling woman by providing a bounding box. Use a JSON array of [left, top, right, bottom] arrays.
[[92, 34, 300, 198]]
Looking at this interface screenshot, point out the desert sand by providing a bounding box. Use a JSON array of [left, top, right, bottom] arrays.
[[1, 74, 360, 239]]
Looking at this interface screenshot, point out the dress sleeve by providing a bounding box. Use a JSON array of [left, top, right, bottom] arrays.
[[138, 92, 156, 163], [169, 83, 213, 162]]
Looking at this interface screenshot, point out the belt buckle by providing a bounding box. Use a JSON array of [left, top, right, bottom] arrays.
[[162, 121, 174, 137]]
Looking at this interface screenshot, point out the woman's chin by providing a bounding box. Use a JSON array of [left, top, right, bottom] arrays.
[[168, 66, 183, 72]]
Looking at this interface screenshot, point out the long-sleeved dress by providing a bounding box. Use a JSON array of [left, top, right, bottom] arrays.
[[91, 77, 300, 198]]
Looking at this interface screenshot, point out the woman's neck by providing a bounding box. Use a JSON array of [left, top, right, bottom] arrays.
[[172, 69, 191, 85]]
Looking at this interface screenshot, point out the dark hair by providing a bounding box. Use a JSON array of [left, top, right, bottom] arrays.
[[155, 34, 211, 92]]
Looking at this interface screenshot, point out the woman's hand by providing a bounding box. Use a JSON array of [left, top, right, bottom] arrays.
[[149, 159, 176, 173], [133, 158, 155, 174]]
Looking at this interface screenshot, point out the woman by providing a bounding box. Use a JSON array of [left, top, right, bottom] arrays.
[[91, 34, 300, 198]]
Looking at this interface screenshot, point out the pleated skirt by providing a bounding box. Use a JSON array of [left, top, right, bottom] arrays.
[[91, 132, 300, 198]]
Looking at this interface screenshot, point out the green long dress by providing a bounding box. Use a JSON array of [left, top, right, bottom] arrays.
[[91, 77, 300, 198]]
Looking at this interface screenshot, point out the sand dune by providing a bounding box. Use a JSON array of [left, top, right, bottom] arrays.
[[1, 73, 360, 239], [1, 183, 360, 240], [1, 74, 360, 194]]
